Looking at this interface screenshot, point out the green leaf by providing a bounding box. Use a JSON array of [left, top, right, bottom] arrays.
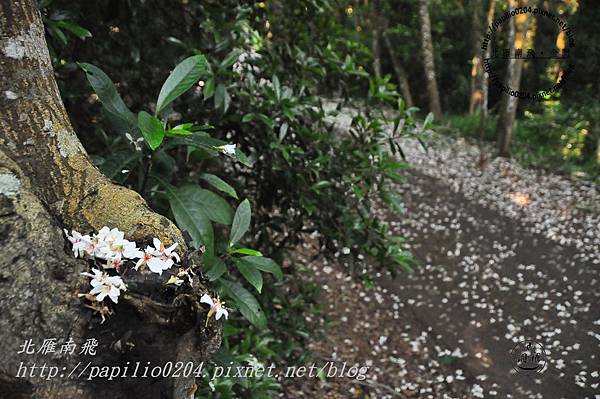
[[78, 63, 137, 131], [214, 83, 231, 114], [137, 111, 165, 150], [205, 255, 226, 281], [423, 112, 434, 129], [203, 76, 215, 99], [156, 54, 208, 114], [230, 199, 251, 246], [242, 113, 255, 123], [233, 148, 254, 167], [231, 248, 262, 256], [200, 173, 238, 199], [177, 184, 233, 225], [278, 122, 289, 142], [240, 256, 283, 280], [220, 279, 266, 329], [55, 20, 92, 39], [156, 178, 214, 255], [220, 49, 242, 69], [233, 258, 263, 293], [272, 75, 281, 101]]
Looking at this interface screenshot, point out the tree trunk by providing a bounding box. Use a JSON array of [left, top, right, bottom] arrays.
[[0, 1, 221, 398], [418, 0, 443, 120], [383, 31, 414, 107], [469, 0, 483, 115], [369, 0, 382, 77], [496, 5, 529, 157], [478, 0, 496, 141]]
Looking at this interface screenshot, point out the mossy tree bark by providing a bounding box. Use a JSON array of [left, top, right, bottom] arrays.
[[0, 1, 220, 398]]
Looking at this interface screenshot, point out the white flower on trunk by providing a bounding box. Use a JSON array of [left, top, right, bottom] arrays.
[[147, 256, 173, 275], [134, 246, 173, 275], [96, 227, 140, 260], [200, 294, 228, 325], [151, 238, 180, 263], [216, 144, 236, 156], [89, 283, 122, 304], [81, 268, 126, 304], [64, 229, 92, 258]]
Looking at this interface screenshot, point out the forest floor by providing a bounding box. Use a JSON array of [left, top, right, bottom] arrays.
[[283, 136, 600, 399]]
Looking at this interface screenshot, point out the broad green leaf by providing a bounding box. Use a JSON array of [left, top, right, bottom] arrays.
[[214, 83, 231, 114], [220, 279, 266, 329], [156, 54, 208, 114], [137, 111, 165, 150], [165, 123, 193, 136], [200, 173, 238, 199], [423, 112, 434, 129], [240, 256, 283, 280], [242, 113, 255, 123], [233, 258, 263, 293], [220, 49, 242, 69], [230, 199, 251, 246], [79, 63, 137, 130], [177, 184, 233, 225], [205, 255, 226, 281], [175, 131, 226, 151], [233, 148, 254, 167], [56, 20, 92, 39], [156, 178, 214, 255], [231, 248, 262, 256], [203, 76, 215, 99]]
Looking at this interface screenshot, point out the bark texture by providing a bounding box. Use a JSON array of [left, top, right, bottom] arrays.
[[469, 0, 483, 115], [496, 5, 529, 157], [478, 0, 496, 142], [418, 0, 442, 120], [0, 1, 221, 398]]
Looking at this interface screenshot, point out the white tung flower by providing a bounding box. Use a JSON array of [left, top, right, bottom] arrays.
[[151, 237, 180, 263], [64, 229, 92, 258], [216, 144, 236, 156], [89, 283, 122, 304], [200, 294, 228, 325], [134, 246, 173, 275], [98, 228, 139, 259], [81, 268, 126, 304]]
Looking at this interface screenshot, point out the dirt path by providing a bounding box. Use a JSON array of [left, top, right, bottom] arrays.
[[285, 137, 599, 399]]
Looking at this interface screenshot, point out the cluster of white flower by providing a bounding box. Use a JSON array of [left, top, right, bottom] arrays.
[[64, 226, 181, 304], [257, 78, 272, 89], [81, 268, 127, 304], [65, 226, 227, 326], [232, 48, 261, 77]]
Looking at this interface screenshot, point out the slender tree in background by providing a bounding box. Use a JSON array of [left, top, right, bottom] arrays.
[[469, 0, 483, 115], [479, 0, 496, 136], [383, 28, 414, 107], [496, 2, 530, 157], [0, 1, 219, 397], [369, 0, 382, 77], [418, 0, 443, 120]]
